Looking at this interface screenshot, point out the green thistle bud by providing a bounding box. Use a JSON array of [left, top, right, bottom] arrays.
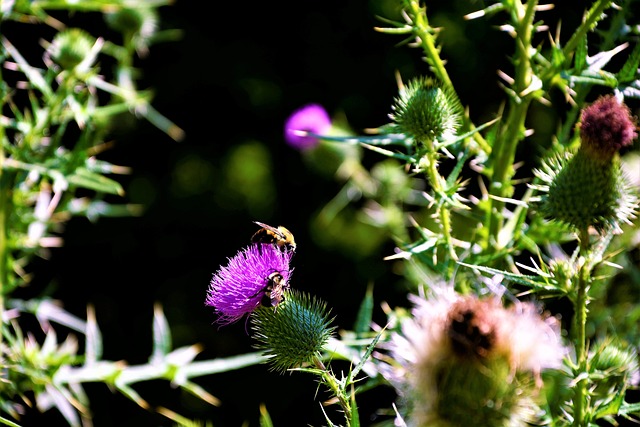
[[590, 339, 639, 397], [104, 6, 158, 41], [250, 290, 336, 373], [48, 28, 95, 71], [389, 77, 462, 147], [533, 96, 638, 234]]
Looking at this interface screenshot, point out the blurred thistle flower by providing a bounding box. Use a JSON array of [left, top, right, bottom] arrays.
[[250, 290, 335, 373], [389, 76, 462, 147], [48, 28, 95, 71], [381, 288, 565, 427], [206, 244, 293, 326], [533, 96, 638, 234], [284, 103, 332, 150]]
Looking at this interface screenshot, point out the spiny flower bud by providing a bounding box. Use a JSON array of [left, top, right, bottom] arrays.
[[533, 97, 638, 234], [589, 339, 639, 398], [250, 291, 335, 373], [380, 289, 565, 427], [104, 6, 158, 43], [48, 28, 95, 71], [389, 77, 462, 147]]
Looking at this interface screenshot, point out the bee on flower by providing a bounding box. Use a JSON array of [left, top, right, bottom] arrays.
[[205, 243, 294, 326]]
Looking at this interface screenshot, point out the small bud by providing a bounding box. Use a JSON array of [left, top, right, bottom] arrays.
[[105, 6, 158, 42], [389, 77, 462, 146], [250, 291, 336, 373], [48, 28, 95, 71], [590, 339, 639, 398]]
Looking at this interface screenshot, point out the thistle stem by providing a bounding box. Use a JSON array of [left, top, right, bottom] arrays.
[[403, 0, 491, 155], [0, 70, 7, 337], [562, 0, 613, 62], [485, 0, 537, 253], [572, 228, 591, 427], [314, 356, 352, 427], [424, 150, 458, 268], [403, 0, 451, 89]]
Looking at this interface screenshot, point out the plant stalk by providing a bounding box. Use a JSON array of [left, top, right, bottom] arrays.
[[485, 0, 537, 252], [572, 228, 592, 427]]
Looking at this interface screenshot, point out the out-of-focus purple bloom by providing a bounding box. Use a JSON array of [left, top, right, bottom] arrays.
[[284, 103, 332, 150], [206, 244, 293, 326]]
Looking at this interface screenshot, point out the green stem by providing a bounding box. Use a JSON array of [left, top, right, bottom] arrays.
[[562, 0, 613, 62], [403, 0, 491, 155], [424, 150, 458, 268], [0, 67, 8, 338], [404, 0, 451, 89], [486, 99, 531, 244], [485, 0, 537, 252], [314, 357, 352, 427], [572, 228, 591, 427]]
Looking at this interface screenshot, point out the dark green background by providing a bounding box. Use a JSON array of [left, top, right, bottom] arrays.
[[17, 0, 591, 425]]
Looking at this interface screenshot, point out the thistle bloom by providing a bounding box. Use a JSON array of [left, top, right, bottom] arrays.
[[579, 95, 636, 159], [381, 287, 565, 427], [533, 95, 638, 233], [284, 103, 332, 150], [206, 244, 293, 326]]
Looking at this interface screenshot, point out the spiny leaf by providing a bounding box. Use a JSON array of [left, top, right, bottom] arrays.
[[350, 388, 360, 427], [259, 403, 274, 427], [353, 284, 374, 337], [179, 380, 221, 407], [350, 326, 386, 381], [66, 167, 124, 195], [457, 262, 563, 293], [152, 303, 171, 361], [574, 33, 588, 71], [617, 42, 640, 83]]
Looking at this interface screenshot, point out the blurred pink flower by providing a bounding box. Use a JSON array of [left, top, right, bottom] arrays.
[[284, 103, 332, 150]]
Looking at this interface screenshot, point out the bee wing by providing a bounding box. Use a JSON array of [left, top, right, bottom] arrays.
[[270, 287, 282, 306], [253, 221, 286, 239]]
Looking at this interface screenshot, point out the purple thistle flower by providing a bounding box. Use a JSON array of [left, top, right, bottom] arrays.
[[284, 103, 332, 150], [206, 244, 293, 326], [580, 95, 637, 158]]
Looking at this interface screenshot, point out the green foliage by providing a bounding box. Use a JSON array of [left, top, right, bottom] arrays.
[[0, 1, 233, 426]]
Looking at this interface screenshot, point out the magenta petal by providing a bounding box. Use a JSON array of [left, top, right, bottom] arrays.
[[206, 244, 293, 326]]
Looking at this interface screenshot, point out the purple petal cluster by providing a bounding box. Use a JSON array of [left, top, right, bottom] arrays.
[[580, 95, 637, 157], [206, 244, 293, 326], [284, 103, 332, 150]]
